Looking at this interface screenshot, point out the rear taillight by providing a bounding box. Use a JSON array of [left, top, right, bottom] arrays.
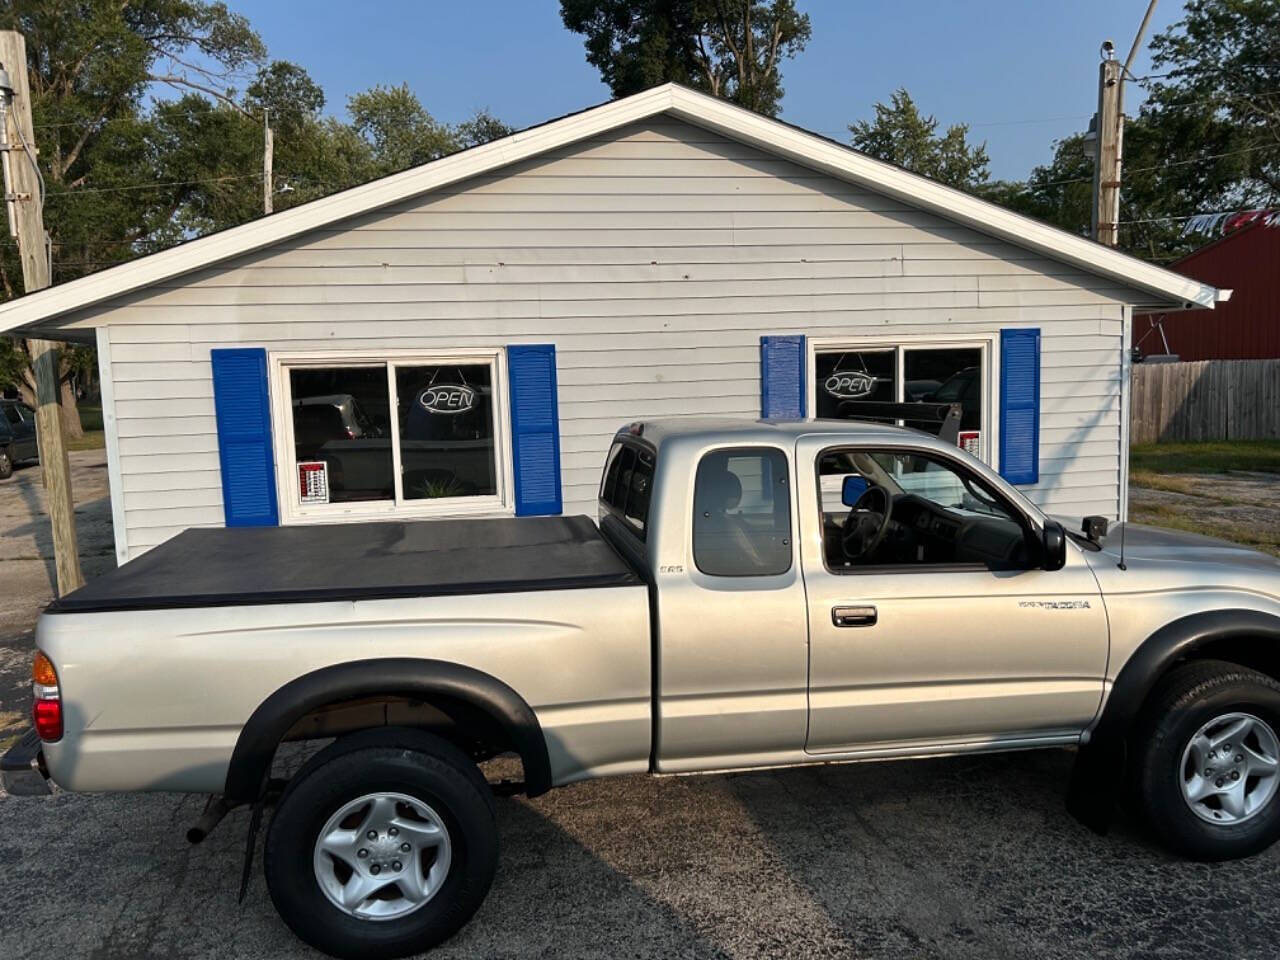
[[32, 651, 62, 742]]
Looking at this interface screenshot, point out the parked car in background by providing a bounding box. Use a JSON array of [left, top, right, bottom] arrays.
[[0, 399, 39, 478], [925, 365, 982, 430]]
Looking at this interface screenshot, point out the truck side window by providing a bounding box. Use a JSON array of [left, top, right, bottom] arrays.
[[624, 449, 655, 533], [818, 448, 1030, 571], [600, 441, 656, 538], [693, 448, 792, 577]]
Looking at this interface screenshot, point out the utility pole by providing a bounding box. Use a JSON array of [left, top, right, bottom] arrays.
[[263, 109, 273, 215], [0, 31, 83, 594], [1091, 0, 1159, 247], [1092, 51, 1124, 246]]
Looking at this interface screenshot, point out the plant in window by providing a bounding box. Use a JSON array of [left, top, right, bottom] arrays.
[[409, 475, 468, 500]]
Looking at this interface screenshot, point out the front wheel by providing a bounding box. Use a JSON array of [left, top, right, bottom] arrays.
[[1134, 660, 1280, 861], [0, 447, 12, 480], [264, 728, 498, 959]]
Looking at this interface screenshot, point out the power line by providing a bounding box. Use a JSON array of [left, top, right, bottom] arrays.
[[44, 172, 263, 197], [968, 114, 1091, 128], [1012, 143, 1280, 193]]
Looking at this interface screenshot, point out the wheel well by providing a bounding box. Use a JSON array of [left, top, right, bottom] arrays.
[[1162, 637, 1280, 695], [224, 658, 553, 804], [281, 692, 523, 770]]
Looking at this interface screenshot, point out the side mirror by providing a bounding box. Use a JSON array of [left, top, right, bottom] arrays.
[[1042, 520, 1067, 571], [841, 475, 868, 507], [1081, 515, 1108, 543]]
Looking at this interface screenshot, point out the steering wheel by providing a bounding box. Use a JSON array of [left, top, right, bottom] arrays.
[[841, 483, 895, 562]]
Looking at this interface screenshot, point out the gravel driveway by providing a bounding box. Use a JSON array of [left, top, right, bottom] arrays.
[[3, 452, 1280, 959]]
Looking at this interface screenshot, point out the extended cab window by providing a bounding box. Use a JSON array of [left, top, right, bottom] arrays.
[[599, 441, 655, 538], [693, 448, 792, 577], [819, 449, 1030, 572]]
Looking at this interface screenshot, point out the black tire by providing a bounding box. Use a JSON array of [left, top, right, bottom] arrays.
[[264, 728, 498, 959], [1134, 659, 1280, 861], [0, 447, 11, 480]]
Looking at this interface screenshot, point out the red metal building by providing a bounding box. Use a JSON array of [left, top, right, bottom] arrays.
[[1135, 221, 1280, 360]]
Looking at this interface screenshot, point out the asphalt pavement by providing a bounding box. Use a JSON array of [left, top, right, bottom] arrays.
[[3, 450, 1279, 959]]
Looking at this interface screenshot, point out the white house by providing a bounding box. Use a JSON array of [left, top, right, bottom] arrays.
[[0, 85, 1226, 565]]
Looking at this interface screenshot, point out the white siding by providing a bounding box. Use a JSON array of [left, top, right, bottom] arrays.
[[69, 117, 1134, 558]]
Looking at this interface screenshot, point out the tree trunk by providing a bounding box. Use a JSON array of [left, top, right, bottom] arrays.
[[59, 377, 84, 439]]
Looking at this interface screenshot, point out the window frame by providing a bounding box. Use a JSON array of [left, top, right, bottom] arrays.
[[814, 442, 1038, 576], [269, 348, 514, 525], [808, 336, 996, 464]]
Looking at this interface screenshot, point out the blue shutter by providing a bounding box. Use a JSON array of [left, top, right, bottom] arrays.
[[507, 344, 562, 516], [211, 348, 279, 527], [999, 328, 1041, 485], [760, 335, 806, 419]]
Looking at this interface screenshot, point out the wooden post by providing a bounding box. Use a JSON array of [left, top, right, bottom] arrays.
[[0, 30, 82, 594], [1093, 56, 1123, 247]]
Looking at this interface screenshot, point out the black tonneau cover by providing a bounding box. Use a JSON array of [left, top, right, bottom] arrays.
[[50, 516, 642, 614]]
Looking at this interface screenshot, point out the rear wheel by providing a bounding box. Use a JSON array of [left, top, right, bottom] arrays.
[[0, 447, 11, 479], [1134, 660, 1280, 861], [264, 729, 498, 959]]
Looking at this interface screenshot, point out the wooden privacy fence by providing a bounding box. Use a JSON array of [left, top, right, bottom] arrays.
[[1130, 359, 1280, 444]]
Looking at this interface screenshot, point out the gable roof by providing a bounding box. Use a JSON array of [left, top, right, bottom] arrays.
[[0, 83, 1227, 334]]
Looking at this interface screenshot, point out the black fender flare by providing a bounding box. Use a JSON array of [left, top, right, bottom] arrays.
[[223, 658, 552, 804], [1068, 608, 1280, 832]]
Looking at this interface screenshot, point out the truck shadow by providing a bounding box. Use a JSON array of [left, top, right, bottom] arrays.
[[0, 785, 732, 960], [8, 751, 1280, 959], [726, 748, 1280, 959]]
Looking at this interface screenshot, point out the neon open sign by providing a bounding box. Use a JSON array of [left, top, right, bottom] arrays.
[[823, 371, 879, 399], [418, 384, 476, 414]]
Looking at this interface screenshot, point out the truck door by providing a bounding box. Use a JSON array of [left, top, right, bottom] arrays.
[[649, 443, 811, 773], [795, 436, 1108, 755]]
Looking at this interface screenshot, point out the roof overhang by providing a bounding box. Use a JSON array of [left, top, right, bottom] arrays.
[[0, 84, 1225, 336]]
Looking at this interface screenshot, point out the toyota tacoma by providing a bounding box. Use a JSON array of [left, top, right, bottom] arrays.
[[5, 418, 1280, 958]]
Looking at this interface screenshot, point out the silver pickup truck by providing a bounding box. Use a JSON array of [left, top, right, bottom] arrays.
[[6, 418, 1280, 959]]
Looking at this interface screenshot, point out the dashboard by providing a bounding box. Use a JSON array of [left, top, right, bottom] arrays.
[[825, 493, 1030, 569]]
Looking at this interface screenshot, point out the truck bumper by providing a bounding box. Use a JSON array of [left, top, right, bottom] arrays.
[[1, 728, 52, 796]]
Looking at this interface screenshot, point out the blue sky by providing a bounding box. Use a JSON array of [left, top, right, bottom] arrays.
[[212, 1, 1188, 181]]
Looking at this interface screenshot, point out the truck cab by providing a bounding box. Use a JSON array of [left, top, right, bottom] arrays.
[[598, 418, 1105, 774]]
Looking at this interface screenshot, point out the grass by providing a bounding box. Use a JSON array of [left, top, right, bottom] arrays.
[[1129, 440, 1280, 557], [67, 429, 104, 451], [0, 711, 23, 753], [1130, 439, 1280, 476], [65, 402, 105, 450], [78, 403, 103, 432]]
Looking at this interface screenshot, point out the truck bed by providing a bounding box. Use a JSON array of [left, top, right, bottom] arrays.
[[49, 515, 642, 613]]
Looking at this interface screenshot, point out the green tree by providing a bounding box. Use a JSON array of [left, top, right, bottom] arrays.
[[0, 0, 266, 433], [347, 84, 459, 176], [1145, 0, 1280, 201], [560, 0, 811, 116], [455, 110, 515, 149], [850, 89, 990, 190]]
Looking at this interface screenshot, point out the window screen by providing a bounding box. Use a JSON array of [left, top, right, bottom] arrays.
[[693, 448, 792, 577]]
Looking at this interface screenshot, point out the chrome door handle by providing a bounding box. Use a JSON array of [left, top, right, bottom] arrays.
[[832, 605, 877, 628]]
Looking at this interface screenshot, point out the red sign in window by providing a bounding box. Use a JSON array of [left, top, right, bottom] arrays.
[[298, 461, 329, 505], [958, 431, 981, 457]]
